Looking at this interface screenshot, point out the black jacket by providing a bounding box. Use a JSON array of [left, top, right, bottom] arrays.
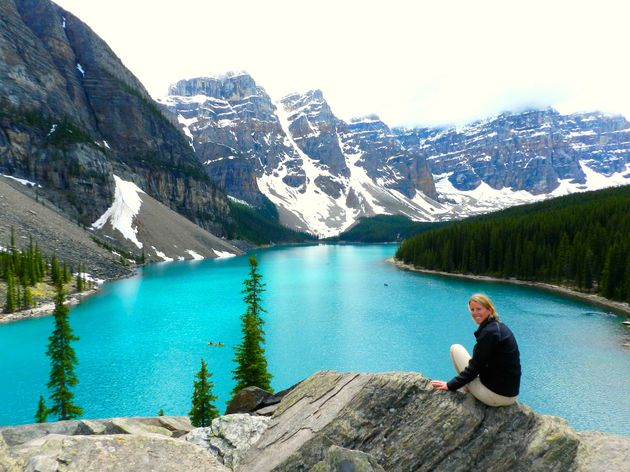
[[447, 318, 521, 397]]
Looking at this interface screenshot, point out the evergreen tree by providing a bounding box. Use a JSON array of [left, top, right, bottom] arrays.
[[46, 283, 82, 420], [76, 266, 85, 292], [23, 284, 33, 309], [62, 262, 71, 284], [4, 269, 16, 313], [50, 256, 61, 286], [158, 408, 165, 416], [35, 395, 48, 423], [395, 185, 630, 303], [189, 359, 218, 427], [231, 256, 273, 396]]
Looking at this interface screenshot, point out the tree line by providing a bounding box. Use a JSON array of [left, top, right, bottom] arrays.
[[396, 185, 630, 303], [330, 215, 447, 243]]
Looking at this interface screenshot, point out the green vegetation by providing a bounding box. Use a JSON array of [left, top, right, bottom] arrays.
[[396, 185, 630, 303], [232, 256, 273, 396], [1, 231, 47, 313], [227, 199, 316, 245], [189, 359, 219, 427], [34, 395, 48, 423], [91, 236, 144, 264], [1, 230, 93, 314], [330, 214, 447, 243], [46, 118, 93, 147], [46, 283, 82, 420]]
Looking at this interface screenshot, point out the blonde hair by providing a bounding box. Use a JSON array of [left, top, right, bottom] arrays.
[[468, 293, 500, 321]]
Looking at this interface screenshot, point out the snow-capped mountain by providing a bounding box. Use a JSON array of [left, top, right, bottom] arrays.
[[164, 75, 630, 237], [395, 109, 630, 213], [163, 75, 441, 237]]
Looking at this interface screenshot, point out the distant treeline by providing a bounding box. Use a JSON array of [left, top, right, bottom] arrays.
[[226, 199, 316, 244], [396, 185, 630, 303], [331, 215, 447, 243]]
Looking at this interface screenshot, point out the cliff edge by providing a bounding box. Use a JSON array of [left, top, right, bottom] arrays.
[[1, 371, 628, 471]]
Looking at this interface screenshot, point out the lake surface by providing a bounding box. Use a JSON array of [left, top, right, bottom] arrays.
[[2, 244, 629, 435]]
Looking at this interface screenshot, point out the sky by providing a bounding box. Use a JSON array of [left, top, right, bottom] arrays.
[[52, 0, 630, 127]]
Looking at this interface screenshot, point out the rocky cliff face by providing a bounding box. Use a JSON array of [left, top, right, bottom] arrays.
[[395, 108, 630, 196], [240, 371, 630, 471], [164, 76, 442, 237], [1, 372, 628, 471], [0, 0, 229, 235]]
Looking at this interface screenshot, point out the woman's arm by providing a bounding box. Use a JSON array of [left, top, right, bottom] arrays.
[[446, 327, 497, 391]]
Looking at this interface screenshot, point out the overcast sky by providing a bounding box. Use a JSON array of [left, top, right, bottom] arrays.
[[52, 0, 630, 127]]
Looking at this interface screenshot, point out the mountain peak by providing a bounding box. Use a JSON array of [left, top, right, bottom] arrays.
[[168, 73, 264, 101]]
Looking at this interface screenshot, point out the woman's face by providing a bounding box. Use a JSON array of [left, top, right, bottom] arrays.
[[469, 300, 492, 325]]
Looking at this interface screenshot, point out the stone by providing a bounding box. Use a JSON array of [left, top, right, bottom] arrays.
[[4, 434, 229, 472], [0, 416, 194, 448], [1, 375, 627, 471], [255, 404, 279, 417], [311, 445, 386, 472], [185, 413, 270, 469], [239, 371, 630, 471], [225, 386, 271, 414]]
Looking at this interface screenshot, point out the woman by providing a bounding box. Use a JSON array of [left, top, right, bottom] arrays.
[[430, 293, 521, 407]]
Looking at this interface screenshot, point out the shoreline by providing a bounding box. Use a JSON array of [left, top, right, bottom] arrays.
[[387, 258, 630, 318], [0, 287, 101, 324]]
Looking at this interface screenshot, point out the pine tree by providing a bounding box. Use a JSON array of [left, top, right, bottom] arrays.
[[50, 256, 61, 286], [189, 359, 218, 427], [23, 284, 33, 309], [46, 283, 83, 420], [35, 395, 48, 423], [62, 262, 71, 284], [76, 265, 85, 292], [4, 269, 16, 313], [232, 256, 273, 396]]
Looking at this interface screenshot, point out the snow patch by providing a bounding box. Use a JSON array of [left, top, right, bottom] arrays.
[[76, 63, 85, 77], [74, 272, 104, 285], [213, 249, 236, 258], [186, 250, 204, 260], [228, 195, 252, 206], [92, 175, 145, 248], [152, 246, 173, 262], [1, 174, 40, 187]]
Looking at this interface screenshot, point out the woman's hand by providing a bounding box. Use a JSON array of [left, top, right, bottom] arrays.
[[430, 380, 449, 391]]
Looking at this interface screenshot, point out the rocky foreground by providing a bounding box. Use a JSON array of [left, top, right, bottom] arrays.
[[1, 371, 628, 471]]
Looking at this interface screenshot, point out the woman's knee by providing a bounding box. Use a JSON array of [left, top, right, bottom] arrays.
[[450, 344, 465, 355]]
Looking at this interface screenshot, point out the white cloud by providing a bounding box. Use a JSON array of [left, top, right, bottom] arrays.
[[53, 0, 630, 127]]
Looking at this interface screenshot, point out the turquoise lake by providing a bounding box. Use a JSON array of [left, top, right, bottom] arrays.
[[2, 244, 629, 435]]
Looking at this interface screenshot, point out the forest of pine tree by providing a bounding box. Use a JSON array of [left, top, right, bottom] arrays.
[[0, 229, 90, 314], [396, 185, 630, 303]]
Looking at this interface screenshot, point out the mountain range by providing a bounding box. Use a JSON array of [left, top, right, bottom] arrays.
[[1, 0, 629, 264], [163, 75, 630, 237]]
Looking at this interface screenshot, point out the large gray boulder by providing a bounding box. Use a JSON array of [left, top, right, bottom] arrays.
[[0, 416, 228, 472], [0, 432, 228, 472], [239, 371, 630, 471], [186, 414, 270, 469]]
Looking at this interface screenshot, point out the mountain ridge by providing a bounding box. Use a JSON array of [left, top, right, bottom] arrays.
[[163, 73, 630, 237]]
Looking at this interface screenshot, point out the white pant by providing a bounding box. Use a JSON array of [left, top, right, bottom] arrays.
[[450, 344, 517, 407]]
